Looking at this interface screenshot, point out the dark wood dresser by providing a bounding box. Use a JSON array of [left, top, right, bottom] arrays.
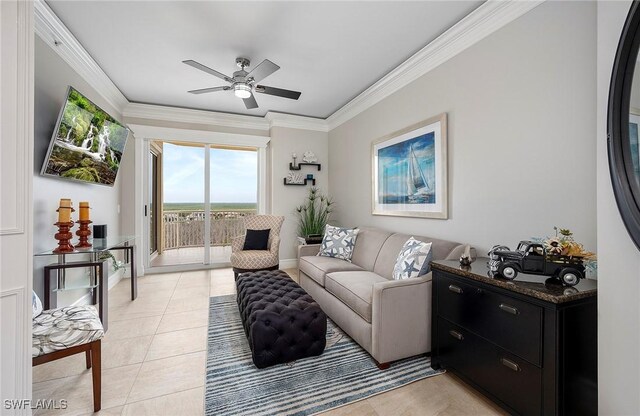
[[431, 259, 597, 416]]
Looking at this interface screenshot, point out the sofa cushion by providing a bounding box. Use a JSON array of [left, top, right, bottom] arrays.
[[374, 233, 462, 278], [299, 256, 364, 287], [318, 225, 359, 262], [325, 271, 388, 323], [350, 227, 394, 270], [230, 250, 278, 270]]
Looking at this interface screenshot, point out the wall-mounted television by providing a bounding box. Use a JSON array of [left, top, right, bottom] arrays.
[[41, 86, 129, 186]]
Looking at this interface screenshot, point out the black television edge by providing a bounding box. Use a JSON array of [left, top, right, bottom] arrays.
[[41, 86, 129, 187]]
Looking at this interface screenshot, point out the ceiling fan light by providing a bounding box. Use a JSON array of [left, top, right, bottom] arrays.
[[234, 84, 252, 99]]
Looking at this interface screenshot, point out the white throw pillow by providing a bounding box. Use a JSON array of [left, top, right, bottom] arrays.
[[317, 224, 359, 262], [32, 291, 43, 318], [393, 237, 433, 280]]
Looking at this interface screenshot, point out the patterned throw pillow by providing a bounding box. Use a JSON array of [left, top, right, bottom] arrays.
[[33, 290, 43, 318], [393, 237, 433, 280], [317, 225, 359, 262]]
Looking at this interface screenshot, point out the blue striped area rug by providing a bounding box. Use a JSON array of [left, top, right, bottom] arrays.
[[205, 295, 442, 416]]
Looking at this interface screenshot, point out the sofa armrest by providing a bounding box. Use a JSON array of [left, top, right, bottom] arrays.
[[371, 274, 432, 363], [231, 235, 245, 253], [298, 243, 321, 258], [444, 245, 477, 261]]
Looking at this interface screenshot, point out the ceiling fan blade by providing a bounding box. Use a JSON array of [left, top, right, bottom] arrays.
[[255, 85, 301, 100], [183, 60, 233, 83], [247, 59, 280, 83], [187, 86, 230, 95], [243, 94, 259, 109]]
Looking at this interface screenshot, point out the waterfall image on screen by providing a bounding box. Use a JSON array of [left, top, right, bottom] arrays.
[[41, 87, 129, 186]]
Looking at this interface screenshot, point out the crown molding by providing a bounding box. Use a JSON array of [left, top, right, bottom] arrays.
[[34, 0, 128, 113], [123, 103, 330, 133], [123, 103, 271, 131], [325, 0, 545, 130], [265, 112, 329, 132]]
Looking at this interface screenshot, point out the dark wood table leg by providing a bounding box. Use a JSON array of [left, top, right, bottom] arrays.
[[91, 267, 98, 305], [98, 260, 108, 332], [43, 266, 57, 310], [130, 246, 137, 301]]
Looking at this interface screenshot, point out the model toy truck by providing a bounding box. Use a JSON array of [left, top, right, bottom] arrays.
[[488, 240, 585, 286]]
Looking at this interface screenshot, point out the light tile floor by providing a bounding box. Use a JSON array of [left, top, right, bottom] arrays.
[[33, 268, 507, 416], [149, 246, 232, 267]]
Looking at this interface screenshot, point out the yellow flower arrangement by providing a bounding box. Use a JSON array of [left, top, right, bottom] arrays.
[[540, 227, 596, 260]]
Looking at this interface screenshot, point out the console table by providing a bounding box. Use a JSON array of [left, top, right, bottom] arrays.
[[431, 259, 597, 416], [35, 236, 137, 331]]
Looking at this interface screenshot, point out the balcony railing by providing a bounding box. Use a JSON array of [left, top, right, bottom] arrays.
[[162, 210, 256, 250]]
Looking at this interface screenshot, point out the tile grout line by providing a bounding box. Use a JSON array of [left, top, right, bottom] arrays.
[[122, 350, 206, 405], [121, 271, 183, 409], [119, 386, 205, 408]]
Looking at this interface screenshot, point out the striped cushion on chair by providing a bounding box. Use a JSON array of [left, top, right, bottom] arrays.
[[32, 305, 104, 358]]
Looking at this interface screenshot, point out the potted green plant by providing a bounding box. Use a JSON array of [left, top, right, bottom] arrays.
[[295, 187, 333, 244]]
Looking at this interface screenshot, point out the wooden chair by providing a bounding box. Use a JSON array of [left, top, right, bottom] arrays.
[[32, 293, 104, 412]]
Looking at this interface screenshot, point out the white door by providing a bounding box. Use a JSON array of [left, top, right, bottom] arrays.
[[0, 1, 34, 412]]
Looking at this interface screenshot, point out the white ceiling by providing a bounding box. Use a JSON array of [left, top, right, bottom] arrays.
[[46, 1, 482, 119]]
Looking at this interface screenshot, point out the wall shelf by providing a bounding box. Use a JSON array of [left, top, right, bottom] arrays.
[[283, 178, 316, 186], [290, 162, 321, 171]]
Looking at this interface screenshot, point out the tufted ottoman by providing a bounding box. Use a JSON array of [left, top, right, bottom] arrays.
[[236, 269, 327, 368]]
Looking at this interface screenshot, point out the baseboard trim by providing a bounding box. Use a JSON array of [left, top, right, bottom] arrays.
[[280, 259, 298, 270]]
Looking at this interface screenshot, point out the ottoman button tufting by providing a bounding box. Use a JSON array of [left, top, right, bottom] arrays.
[[235, 269, 327, 369]]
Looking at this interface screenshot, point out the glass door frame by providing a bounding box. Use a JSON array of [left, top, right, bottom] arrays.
[[135, 125, 269, 275], [148, 147, 159, 258]]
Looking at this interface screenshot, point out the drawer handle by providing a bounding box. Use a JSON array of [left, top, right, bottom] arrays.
[[500, 358, 521, 372], [499, 303, 519, 315], [449, 330, 464, 341], [448, 285, 463, 294]]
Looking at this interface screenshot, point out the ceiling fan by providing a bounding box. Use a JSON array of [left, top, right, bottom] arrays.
[[182, 57, 301, 110]]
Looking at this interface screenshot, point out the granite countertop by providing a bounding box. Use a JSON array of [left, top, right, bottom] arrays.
[[431, 258, 597, 304]]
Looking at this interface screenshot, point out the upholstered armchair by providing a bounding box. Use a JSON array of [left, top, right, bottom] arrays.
[[231, 215, 285, 277]]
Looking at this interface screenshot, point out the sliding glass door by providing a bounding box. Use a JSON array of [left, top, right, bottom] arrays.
[[209, 147, 258, 263], [147, 141, 258, 270]]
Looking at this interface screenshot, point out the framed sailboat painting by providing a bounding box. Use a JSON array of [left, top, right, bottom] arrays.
[[372, 113, 448, 219]]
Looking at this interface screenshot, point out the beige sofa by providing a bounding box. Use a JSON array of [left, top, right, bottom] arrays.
[[297, 226, 471, 367]]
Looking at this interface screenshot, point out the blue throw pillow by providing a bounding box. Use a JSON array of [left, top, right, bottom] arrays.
[[393, 237, 433, 280], [317, 225, 359, 262]]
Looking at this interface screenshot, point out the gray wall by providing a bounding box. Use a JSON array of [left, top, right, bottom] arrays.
[[328, 1, 597, 256], [596, 1, 640, 413], [269, 127, 329, 260], [33, 36, 124, 305]]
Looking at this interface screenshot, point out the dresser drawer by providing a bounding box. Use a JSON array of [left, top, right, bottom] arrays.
[[436, 272, 543, 365], [435, 274, 482, 330], [436, 318, 486, 384], [437, 318, 542, 416]]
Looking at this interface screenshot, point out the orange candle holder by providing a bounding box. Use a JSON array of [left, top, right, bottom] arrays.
[[53, 221, 75, 253], [76, 220, 93, 248]]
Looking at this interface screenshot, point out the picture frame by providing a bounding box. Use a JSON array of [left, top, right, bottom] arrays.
[[372, 113, 448, 219]]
